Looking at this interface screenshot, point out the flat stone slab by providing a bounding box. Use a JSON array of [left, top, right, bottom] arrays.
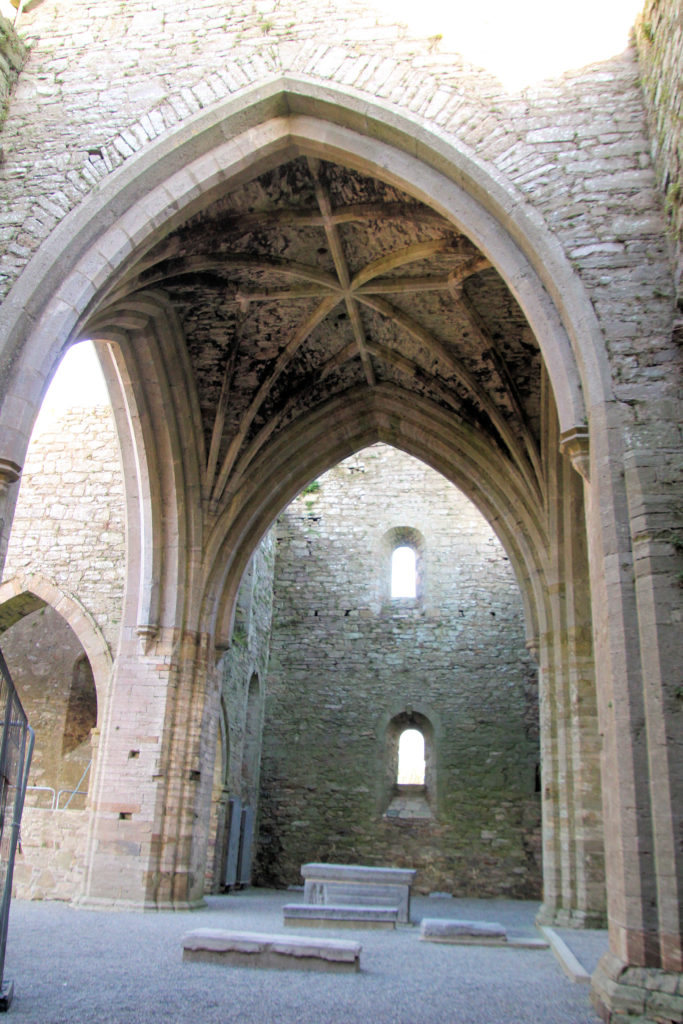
[[420, 918, 508, 945], [182, 929, 361, 973], [302, 862, 416, 924], [283, 903, 397, 929]]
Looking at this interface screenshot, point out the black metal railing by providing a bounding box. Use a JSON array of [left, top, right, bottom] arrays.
[[0, 648, 33, 1011]]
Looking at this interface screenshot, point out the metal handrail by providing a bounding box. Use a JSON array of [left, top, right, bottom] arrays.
[[0, 647, 32, 1010], [24, 785, 56, 810], [58, 758, 91, 811], [55, 789, 88, 810]]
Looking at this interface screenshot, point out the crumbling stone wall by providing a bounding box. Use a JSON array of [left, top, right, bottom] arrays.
[[205, 535, 275, 891], [3, 407, 126, 651], [256, 444, 541, 898], [635, 0, 683, 299], [1, 405, 125, 900], [0, 14, 24, 137], [13, 808, 90, 902], [2, 604, 96, 803]]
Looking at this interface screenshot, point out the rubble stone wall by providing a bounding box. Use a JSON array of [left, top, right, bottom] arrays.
[[635, 0, 683, 298], [0, 14, 24, 136], [3, 407, 126, 652]]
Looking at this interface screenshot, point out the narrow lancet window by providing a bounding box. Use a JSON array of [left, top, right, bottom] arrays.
[[397, 728, 425, 785], [391, 545, 416, 598]]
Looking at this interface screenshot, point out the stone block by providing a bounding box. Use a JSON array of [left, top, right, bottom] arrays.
[[283, 903, 397, 929], [181, 929, 361, 972], [419, 918, 507, 945], [302, 862, 416, 923]]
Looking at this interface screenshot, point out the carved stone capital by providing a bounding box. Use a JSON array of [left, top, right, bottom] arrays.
[[0, 459, 21, 498], [559, 426, 590, 482], [136, 623, 158, 652], [525, 637, 539, 663]]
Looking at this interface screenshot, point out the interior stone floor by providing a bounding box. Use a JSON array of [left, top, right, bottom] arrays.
[[3, 889, 605, 1023]]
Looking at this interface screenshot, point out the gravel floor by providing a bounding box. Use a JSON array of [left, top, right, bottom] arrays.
[[554, 928, 609, 976], [2, 890, 601, 1024]]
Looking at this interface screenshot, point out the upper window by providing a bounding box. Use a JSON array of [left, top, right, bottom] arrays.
[[391, 545, 417, 598], [397, 727, 425, 785], [381, 527, 425, 606]]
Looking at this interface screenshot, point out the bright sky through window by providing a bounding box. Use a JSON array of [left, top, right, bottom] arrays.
[[391, 545, 416, 598], [398, 729, 425, 785]]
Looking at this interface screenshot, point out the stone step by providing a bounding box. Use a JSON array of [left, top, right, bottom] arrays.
[[283, 902, 398, 929], [181, 928, 362, 973]]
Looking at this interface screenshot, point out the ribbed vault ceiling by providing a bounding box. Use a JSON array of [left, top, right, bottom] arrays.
[[108, 157, 543, 506]]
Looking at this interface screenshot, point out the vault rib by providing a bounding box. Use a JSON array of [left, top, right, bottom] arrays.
[[210, 292, 341, 506], [350, 240, 471, 292], [453, 286, 543, 493], [113, 255, 342, 301], [308, 157, 376, 387], [205, 325, 242, 498], [357, 293, 542, 500]]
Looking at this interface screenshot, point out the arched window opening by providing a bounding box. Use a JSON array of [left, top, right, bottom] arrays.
[[397, 728, 425, 785], [381, 527, 424, 607], [62, 654, 98, 755], [391, 545, 417, 598]]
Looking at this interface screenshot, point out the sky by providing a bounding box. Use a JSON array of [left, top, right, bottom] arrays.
[[33, 342, 110, 431], [374, 0, 644, 90]]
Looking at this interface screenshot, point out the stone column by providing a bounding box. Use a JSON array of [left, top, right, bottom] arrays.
[[0, 458, 21, 572], [79, 627, 219, 909], [538, 415, 605, 928], [587, 403, 683, 1022]]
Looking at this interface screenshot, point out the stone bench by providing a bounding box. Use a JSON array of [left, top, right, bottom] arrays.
[[283, 903, 398, 929], [302, 862, 416, 924], [181, 928, 362, 973]]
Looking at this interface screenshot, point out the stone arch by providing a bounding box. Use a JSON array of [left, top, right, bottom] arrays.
[[88, 295, 206, 640], [61, 654, 98, 757], [382, 708, 437, 817], [241, 672, 262, 807], [0, 573, 112, 705], [204, 387, 549, 652], [0, 77, 608, 482], [0, 75, 663, 983]]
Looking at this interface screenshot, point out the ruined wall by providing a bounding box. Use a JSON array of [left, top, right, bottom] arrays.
[[205, 534, 275, 891], [0, 14, 24, 138], [0, 0, 674, 417], [1, 404, 125, 900], [13, 809, 90, 901], [635, 0, 683, 299], [3, 406, 126, 651], [2, 605, 96, 803], [256, 444, 541, 898]]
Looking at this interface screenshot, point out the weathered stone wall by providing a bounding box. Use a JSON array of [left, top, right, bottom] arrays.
[[205, 533, 275, 891], [13, 809, 89, 901], [256, 444, 541, 898], [3, 406, 126, 651], [1, 404, 125, 901], [1, 604, 96, 802], [635, 0, 683, 299], [0, 14, 24, 138]]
